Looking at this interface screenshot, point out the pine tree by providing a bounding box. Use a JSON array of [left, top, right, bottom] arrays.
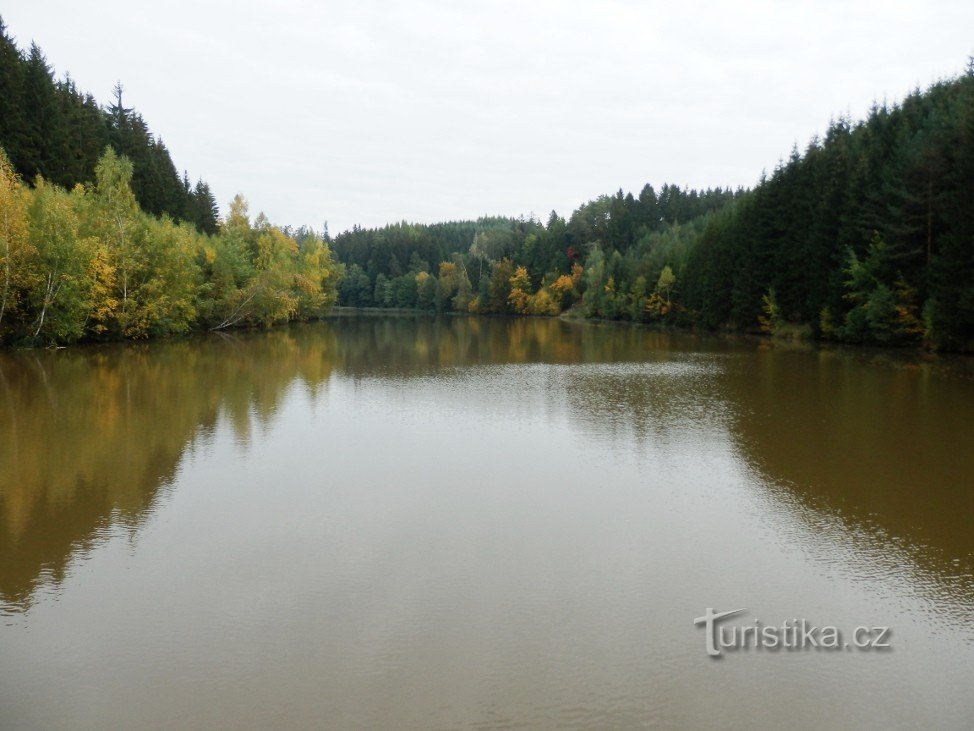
[[0, 18, 28, 177], [20, 43, 64, 183]]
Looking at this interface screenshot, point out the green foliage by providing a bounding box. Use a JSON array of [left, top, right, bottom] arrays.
[[0, 145, 31, 333], [415, 270, 435, 310], [656, 266, 676, 306], [0, 20, 217, 233], [487, 258, 515, 314], [337, 263, 373, 307], [758, 288, 781, 334], [330, 183, 735, 325], [26, 179, 98, 341], [0, 147, 341, 345], [679, 70, 974, 348], [581, 246, 606, 317], [838, 235, 924, 344], [12, 11, 972, 352], [325, 67, 974, 351], [198, 197, 341, 330]]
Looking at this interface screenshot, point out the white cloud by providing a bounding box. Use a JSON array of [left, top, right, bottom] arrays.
[[3, 0, 972, 232]]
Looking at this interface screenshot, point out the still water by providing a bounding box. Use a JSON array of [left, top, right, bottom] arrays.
[[1, 315, 973, 729]]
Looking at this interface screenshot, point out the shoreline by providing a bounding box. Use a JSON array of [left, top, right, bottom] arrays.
[[6, 308, 971, 366]]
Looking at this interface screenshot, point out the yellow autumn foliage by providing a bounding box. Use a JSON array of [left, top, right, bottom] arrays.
[[0, 145, 341, 344]]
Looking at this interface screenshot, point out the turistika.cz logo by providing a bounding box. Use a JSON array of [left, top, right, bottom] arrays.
[[694, 608, 892, 657]]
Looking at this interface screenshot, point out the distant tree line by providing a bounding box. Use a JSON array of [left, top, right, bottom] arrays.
[[333, 185, 740, 318], [0, 18, 218, 234], [333, 65, 974, 351]]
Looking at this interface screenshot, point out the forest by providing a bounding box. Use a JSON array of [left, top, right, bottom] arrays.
[[334, 63, 974, 351], [2, 12, 973, 351], [0, 20, 341, 345], [0, 19, 218, 233], [333, 186, 740, 318]]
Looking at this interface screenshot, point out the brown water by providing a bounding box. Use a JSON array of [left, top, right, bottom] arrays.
[[1, 315, 973, 729]]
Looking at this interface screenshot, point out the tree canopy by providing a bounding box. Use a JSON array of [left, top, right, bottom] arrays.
[[0, 145, 341, 345], [0, 18, 218, 234], [331, 66, 974, 351]]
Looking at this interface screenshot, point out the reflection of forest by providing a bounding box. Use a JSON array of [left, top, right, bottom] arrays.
[[0, 328, 339, 608], [0, 316, 679, 607], [322, 313, 708, 373], [1, 315, 971, 609], [717, 344, 974, 600]]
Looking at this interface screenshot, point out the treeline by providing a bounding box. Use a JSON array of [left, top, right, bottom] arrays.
[[6, 13, 972, 350], [333, 65, 974, 351], [682, 64, 974, 350], [0, 147, 341, 344], [333, 185, 741, 316], [0, 18, 218, 233]]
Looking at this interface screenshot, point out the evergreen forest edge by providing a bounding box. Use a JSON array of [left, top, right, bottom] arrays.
[[2, 19, 972, 351]]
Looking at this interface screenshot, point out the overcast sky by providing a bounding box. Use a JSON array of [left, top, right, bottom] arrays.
[[4, 1, 973, 233]]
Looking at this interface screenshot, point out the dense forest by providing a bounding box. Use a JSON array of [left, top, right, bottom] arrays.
[[333, 64, 974, 351], [682, 62, 974, 351], [0, 19, 218, 233], [2, 14, 972, 350], [334, 185, 741, 317], [0, 20, 340, 345]]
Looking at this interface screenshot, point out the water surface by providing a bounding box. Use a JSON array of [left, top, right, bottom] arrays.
[[1, 315, 973, 728]]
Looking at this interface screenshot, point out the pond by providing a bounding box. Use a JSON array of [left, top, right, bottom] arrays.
[[1, 314, 973, 728]]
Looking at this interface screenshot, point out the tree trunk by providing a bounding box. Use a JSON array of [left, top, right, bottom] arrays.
[[34, 272, 54, 338]]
